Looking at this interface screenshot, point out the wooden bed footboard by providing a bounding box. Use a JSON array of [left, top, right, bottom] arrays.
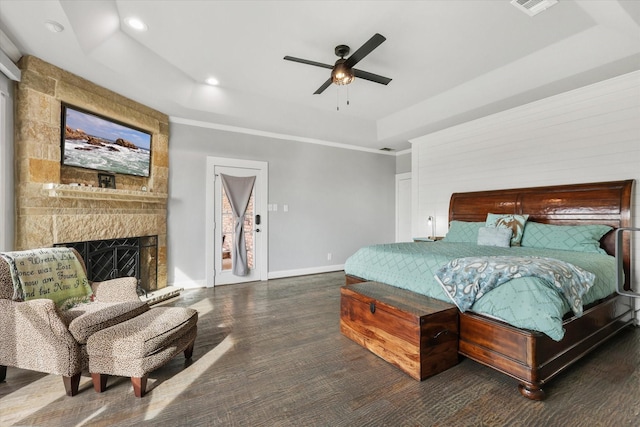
[[458, 295, 634, 400]]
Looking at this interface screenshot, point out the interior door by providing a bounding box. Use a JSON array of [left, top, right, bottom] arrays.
[[206, 157, 268, 286], [396, 172, 412, 242]]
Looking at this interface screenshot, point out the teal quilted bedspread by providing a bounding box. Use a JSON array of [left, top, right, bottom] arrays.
[[344, 242, 617, 341]]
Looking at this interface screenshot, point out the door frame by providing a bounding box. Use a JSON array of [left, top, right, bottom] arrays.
[[395, 172, 412, 242], [205, 157, 268, 287]]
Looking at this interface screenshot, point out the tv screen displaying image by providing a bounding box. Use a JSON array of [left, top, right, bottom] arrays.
[[61, 104, 152, 177]]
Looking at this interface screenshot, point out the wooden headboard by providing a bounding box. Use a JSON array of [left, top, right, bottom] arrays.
[[449, 180, 634, 290]]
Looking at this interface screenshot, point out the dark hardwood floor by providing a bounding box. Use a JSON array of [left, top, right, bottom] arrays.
[[1, 271, 638, 426]]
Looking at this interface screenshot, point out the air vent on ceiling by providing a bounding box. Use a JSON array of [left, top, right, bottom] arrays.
[[511, 0, 558, 16]]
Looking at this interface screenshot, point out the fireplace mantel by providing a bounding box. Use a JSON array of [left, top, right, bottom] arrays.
[[42, 183, 168, 203]]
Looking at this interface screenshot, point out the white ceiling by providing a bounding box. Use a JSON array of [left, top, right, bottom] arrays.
[[1, 0, 639, 152]]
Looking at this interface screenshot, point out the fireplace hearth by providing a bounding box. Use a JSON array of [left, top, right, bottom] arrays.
[[56, 236, 158, 293]]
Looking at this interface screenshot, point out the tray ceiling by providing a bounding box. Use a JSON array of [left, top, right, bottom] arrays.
[[1, 1, 638, 151]]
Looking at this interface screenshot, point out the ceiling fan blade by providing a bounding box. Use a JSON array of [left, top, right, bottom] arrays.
[[352, 69, 392, 85], [283, 56, 333, 70], [343, 33, 386, 69], [314, 78, 333, 95]]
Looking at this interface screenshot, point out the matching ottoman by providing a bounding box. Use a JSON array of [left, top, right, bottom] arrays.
[[87, 306, 198, 397]]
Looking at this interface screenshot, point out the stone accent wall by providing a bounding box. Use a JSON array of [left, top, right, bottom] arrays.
[[14, 56, 169, 289]]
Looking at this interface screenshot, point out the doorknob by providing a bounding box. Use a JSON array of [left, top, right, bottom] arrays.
[[256, 229, 261, 233]]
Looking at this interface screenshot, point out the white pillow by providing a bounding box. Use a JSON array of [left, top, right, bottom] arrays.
[[477, 227, 512, 248]]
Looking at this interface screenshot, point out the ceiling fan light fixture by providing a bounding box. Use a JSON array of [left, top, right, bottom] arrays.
[[331, 59, 354, 85]]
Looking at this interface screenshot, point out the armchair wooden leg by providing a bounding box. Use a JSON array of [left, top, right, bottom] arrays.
[[91, 373, 108, 393], [132, 375, 148, 398], [63, 373, 81, 396], [0, 365, 6, 382]]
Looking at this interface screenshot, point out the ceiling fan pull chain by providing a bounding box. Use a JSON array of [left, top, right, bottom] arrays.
[[337, 87, 340, 111], [347, 85, 350, 106]]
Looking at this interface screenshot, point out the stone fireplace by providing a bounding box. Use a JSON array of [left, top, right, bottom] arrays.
[[13, 56, 169, 289]]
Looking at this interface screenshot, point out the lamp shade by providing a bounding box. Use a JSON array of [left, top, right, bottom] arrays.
[[331, 59, 355, 85]]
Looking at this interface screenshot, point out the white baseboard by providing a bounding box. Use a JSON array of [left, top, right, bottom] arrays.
[[168, 278, 206, 289], [168, 265, 344, 288], [267, 264, 344, 280]]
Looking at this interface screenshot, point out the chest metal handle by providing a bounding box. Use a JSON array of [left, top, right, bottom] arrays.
[[433, 329, 450, 340], [370, 302, 376, 314]]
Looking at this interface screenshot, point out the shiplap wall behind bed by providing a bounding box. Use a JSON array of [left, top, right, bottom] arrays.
[[410, 70, 640, 313]]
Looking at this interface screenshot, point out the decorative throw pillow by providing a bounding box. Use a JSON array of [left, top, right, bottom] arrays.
[[442, 221, 485, 243], [486, 213, 529, 246], [0, 247, 94, 310], [520, 222, 612, 254], [477, 227, 513, 248]]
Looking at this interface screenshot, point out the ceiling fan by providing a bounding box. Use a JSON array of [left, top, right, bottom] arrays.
[[284, 33, 392, 95]]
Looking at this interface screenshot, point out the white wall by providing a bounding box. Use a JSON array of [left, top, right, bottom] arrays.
[[0, 71, 14, 251], [396, 151, 411, 174], [168, 122, 396, 287], [411, 70, 640, 291]]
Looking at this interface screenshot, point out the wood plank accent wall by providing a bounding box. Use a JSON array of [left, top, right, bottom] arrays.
[[410, 70, 640, 288]]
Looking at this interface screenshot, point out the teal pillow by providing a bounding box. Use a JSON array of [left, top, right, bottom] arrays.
[[486, 213, 529, 246], [442, 221, 485, 243], [477, 227, 513, 248], [520, 222, 612, 254]]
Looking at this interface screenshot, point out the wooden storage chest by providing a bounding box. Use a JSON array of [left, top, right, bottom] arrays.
[[340, 281, 459, 380]]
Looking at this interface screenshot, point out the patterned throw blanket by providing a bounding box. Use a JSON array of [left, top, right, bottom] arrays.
[[0, 247, 94, 310], [434, 256, 595, 316]]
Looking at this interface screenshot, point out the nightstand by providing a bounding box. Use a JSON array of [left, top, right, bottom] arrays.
[[413, 237, 443, 242]]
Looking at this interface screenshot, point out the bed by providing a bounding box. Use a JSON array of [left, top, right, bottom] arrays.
[[345, 179, 636, 400]]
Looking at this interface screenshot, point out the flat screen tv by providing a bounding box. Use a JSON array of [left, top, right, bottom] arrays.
[[61, 104, 152, 177]]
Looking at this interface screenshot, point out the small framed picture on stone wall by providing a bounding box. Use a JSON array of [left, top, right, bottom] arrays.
[[98, 173, 116, 189]]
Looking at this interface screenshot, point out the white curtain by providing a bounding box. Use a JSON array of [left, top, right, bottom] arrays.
[[220, 173, 256, 276]]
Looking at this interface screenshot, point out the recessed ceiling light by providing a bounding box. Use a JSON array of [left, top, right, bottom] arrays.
[[205, 77, 219, 86], [124, 17, 148, 31], [44, 20, 64, 33]]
